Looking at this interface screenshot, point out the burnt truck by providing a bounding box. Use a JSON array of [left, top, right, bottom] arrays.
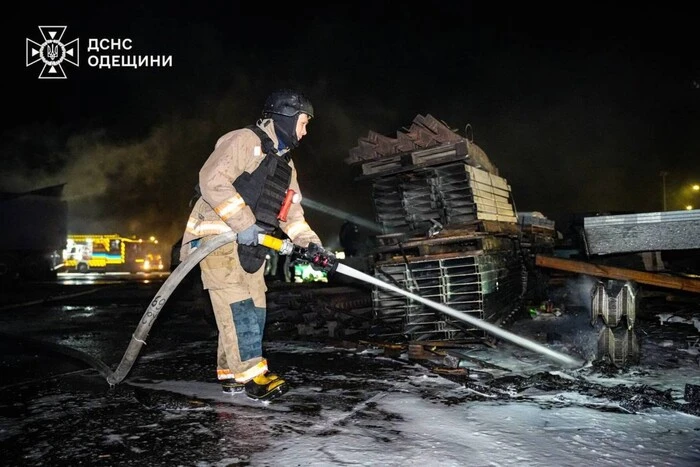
[[0, 184, 68, 281], [344, 114, 555, 345], [536, 209, 700, 365]]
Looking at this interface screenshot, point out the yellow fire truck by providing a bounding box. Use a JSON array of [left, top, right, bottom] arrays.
[[62, 234, 164, 273]]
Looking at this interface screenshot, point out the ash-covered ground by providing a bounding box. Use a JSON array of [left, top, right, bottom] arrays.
[[0, 272, 698, 466]]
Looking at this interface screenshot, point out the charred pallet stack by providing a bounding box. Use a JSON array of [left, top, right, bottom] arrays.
[[347, 114, 540, 343], [516, 211, 557, 301], [369, 160, 517, 234], [371, 249, 524, 342], [348, 115, 517, 236]]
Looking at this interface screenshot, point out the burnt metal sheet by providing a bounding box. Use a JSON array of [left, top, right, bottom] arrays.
[[583, 210, 700, 255]]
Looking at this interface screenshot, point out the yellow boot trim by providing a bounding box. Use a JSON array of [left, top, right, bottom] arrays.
[[253, 373, 285, 391], [246, 373, 288, 400]]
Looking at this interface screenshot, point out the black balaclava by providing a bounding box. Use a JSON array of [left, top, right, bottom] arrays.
[[271, 114, 299, 150]]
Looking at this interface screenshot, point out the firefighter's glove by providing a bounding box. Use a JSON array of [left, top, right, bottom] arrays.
[[238, 224, 264, 246], [306, 242, 338, 274]]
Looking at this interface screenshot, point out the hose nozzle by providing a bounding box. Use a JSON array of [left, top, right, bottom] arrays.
[[294, 242, 338, 274]]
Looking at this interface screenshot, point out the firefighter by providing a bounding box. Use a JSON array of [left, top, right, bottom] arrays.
[[179, 89, 325, 401]]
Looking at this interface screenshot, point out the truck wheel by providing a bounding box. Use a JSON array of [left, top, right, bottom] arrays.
[[77, 263, 89, 273]]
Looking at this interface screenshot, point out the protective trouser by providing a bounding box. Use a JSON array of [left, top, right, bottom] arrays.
[[198, 238, 269, 383]]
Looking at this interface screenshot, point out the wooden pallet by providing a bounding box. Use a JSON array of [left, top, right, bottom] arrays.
[[359, 141, 469, 177], [373, 230, 517, 263]]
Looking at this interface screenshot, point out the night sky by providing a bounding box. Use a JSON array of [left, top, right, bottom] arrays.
[[4, 3, 699, 250]]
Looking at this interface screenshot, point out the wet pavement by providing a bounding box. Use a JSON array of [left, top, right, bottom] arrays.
[[1, 272, 699, 466], [0, 275, 433, 465]]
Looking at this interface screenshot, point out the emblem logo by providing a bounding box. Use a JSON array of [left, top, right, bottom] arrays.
[[26, 26, 79, 79]]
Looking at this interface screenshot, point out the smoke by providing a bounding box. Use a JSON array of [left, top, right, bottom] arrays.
[[0, 81, 396, 257], [61, 123, 196, 244], [0, 99, 247, 255], [561, 274, 602, 362]]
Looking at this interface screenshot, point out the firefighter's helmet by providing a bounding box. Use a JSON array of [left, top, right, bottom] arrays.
[[262, 90, 314, 119]]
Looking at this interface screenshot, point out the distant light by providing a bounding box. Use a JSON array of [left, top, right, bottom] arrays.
[[149, 236, 156, 242], [686, 205, 693, 210], [692, 184, 700, 191]]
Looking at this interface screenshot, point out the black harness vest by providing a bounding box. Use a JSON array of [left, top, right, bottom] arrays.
[[192, 125, 292, 272], [233, 126, 292, 273]]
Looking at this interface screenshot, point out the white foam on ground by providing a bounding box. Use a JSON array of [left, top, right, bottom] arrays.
[[250, 392, 700, 466]]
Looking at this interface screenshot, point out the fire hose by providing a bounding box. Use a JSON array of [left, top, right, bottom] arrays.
[[301, 249, 584, 368], [107, 190, 315, 386], [107, 234, 583, 386], [106, 232, 293, 385], [336, 263, 584, 368]]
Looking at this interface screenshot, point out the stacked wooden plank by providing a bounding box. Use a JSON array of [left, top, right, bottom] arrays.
[[346, 114, 499, 176], [346, 113, 514, 236], [346, 114, 462, 162], [368, 161, 516, 234], [517, 211, 556, 252], [451, 164, 515, 223], [347, 115, 529, 344]]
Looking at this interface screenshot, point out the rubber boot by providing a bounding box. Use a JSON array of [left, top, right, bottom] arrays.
[[245, 373, 288, 401], [221, 379, 244, 394], [222, 374, 279, 394]]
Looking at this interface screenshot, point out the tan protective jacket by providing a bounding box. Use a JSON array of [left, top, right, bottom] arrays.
[[180, 118, 321, 261]]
